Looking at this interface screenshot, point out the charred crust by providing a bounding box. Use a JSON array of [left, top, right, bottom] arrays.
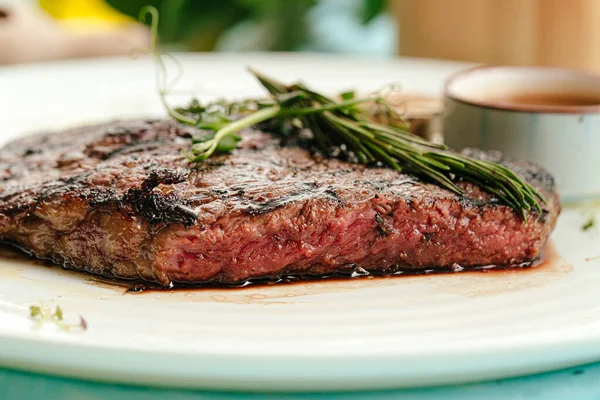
[[140, 169, 187, 191], [375, 213, 388, 237], [120, 169, 197, 227], [323, 188, 341, 202], [87, 189, 118, 207], [538, 209, 548, 223], [23, 148, 41, 156], [210, 188, 229, 197], [458, 196, 488, 209], [26, 171, 97, 204], [0, 198, 32, 216], [123, 190, 197, 227], [83, 168, 197, 227]]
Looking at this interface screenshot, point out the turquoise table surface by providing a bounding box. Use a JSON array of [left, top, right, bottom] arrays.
[[1, 363, 599, 400]]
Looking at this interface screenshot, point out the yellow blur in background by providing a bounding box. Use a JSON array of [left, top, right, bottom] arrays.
[[39, 0, 133, 31]]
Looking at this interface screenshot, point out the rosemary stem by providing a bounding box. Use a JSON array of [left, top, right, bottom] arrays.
[[141, 5, 197, 126], [159, 87, 197, 125], [216, 105, 281, 138], [203, 105, 281, 156]]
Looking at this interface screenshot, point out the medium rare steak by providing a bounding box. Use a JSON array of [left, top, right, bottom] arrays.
[[0, 120, 560, 286]]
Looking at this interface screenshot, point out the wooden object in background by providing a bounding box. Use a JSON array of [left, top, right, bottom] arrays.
[[392, 0, 600, 72]]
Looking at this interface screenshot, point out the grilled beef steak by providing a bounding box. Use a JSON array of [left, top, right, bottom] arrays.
[[0, 120, 560, 286]]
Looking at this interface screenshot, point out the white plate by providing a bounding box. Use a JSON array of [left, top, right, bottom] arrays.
[[0, 54, 599, 392]]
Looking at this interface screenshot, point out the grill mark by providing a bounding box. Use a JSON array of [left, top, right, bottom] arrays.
[[97, 138, 170, 160], [242, 186, 342, 216]]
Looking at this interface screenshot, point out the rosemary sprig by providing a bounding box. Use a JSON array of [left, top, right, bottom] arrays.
[[139, 6, 545, 220], [182, 71, 545, 219], [29, 302, 87, 331]]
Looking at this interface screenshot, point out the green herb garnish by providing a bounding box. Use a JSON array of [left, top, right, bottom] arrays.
[[139, 6, 545, 221], [582, 217, 595, 231], [29, 302, 87, 331]]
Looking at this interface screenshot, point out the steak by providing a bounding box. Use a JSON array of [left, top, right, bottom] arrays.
[[0, 120, 560, 286]]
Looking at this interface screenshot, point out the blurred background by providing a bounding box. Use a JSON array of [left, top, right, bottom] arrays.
[[0, 0, 396, 64], [1, 0, 600, 72]]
